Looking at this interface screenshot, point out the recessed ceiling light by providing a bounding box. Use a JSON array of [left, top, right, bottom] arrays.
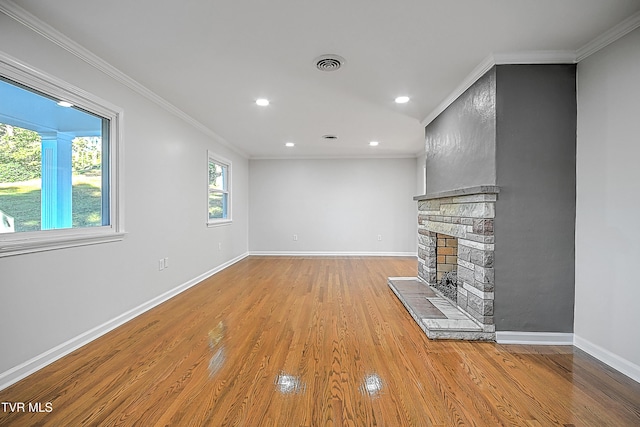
[[285, 142, 295, 147], [394, 96, 410, 104], [57, 101, 73, 107], [256, 98, 270, 106], [369, 141, 379, 146]]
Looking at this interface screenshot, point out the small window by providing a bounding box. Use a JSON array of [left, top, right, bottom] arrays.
[[0, 53, 123, 256], [207, 151, 231, 225]]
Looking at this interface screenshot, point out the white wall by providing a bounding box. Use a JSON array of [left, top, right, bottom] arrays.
[[575, 27, 640, 381], [416, 153, 426, 195], [249, 158, 417, 255], [0, 14, 249, 383]]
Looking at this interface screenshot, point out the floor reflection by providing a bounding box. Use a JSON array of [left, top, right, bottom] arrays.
[[274, 371, 306, 395], [360, 373, 384, 397], [208, 321, 226, 377]]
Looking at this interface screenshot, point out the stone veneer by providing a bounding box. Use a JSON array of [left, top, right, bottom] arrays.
[[414, 186, 499, 335]]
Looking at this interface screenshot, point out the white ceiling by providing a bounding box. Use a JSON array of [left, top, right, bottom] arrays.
[[8, 0, 640, 159]]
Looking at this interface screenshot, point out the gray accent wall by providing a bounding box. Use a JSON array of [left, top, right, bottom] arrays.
[[494, 64, 576, 332], [425, 68, 496, 194], [423, 64, 576, 333]]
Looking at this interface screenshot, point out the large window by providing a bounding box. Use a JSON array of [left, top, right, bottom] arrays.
[[207, 151, 231, 226], [0, 54, 123, 256]]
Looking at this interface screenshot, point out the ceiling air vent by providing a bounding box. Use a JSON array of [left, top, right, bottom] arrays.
[[314, 54, 346, 72], [322, 134, 338, 140]]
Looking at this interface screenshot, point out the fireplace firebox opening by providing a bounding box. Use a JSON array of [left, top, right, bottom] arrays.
[[434, 234, 458, 302]]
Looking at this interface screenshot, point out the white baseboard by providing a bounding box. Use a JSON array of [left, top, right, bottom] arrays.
[[0, 252, 249, 392], [496, 331, 574, 345], [574, 334, 640, 384], [249, 251, 417, 257]]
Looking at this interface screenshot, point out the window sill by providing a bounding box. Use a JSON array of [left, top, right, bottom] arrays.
[[207, 220, 232, 228], [0, 230, 126, 258]]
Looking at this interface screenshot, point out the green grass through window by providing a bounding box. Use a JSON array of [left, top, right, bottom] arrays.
[[0, 175, 102, 232]]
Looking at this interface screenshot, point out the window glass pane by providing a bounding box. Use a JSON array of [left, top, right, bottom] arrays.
[[0, 125, 41, 232], [208, 192, 227, 220], [0, 77, 108, 233], [208, 161, 227, 191], [206, 152, 230, 224], [71, 136, 104, 228]]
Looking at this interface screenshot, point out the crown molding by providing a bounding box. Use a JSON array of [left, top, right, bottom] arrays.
[[576, 11, 640, 62], [420, 54, 496, 128], [4, 0, 638, 154], [249, 153, 419, 160], [493, 50, 576, 65], [0, 0, 248, 158], [421, 12, 640, 129], [420, 49, 579, 128]]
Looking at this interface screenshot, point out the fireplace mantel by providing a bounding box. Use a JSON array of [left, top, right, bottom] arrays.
[[413, 185, 500, 201]]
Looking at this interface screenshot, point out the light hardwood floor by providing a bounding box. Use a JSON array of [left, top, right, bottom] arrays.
[[1, 256, 639, 426]]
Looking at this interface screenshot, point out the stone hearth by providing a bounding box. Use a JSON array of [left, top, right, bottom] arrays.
[[390, 186, 499, 341], [388, 278, 487, 340]]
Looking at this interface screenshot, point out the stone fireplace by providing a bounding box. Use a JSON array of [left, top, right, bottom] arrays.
[[415, 186, 499, 338], [385, 186, 500, 340], [388, 64, 577, 340]]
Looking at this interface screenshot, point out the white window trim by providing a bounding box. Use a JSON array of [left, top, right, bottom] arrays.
[[207, 151, 232, 227], [0, 52, 125, 257]]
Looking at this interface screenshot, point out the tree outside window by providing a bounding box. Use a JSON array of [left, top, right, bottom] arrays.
[[207, 152, 231, 225]]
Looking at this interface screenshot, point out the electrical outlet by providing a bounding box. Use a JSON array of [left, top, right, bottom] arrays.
[[158, 259, 165, 271], [377, 234, 382, 241], [164, 257, 169, 268], [293, 234, 298, 241], [218, 242, 222, 250]]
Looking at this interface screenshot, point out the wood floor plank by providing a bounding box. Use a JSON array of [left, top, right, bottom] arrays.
[[1, 256, 639, 426]]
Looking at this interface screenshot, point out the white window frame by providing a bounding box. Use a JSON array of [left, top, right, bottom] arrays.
[[207, 151, 232, 227], [0, 52, 125, 257]]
